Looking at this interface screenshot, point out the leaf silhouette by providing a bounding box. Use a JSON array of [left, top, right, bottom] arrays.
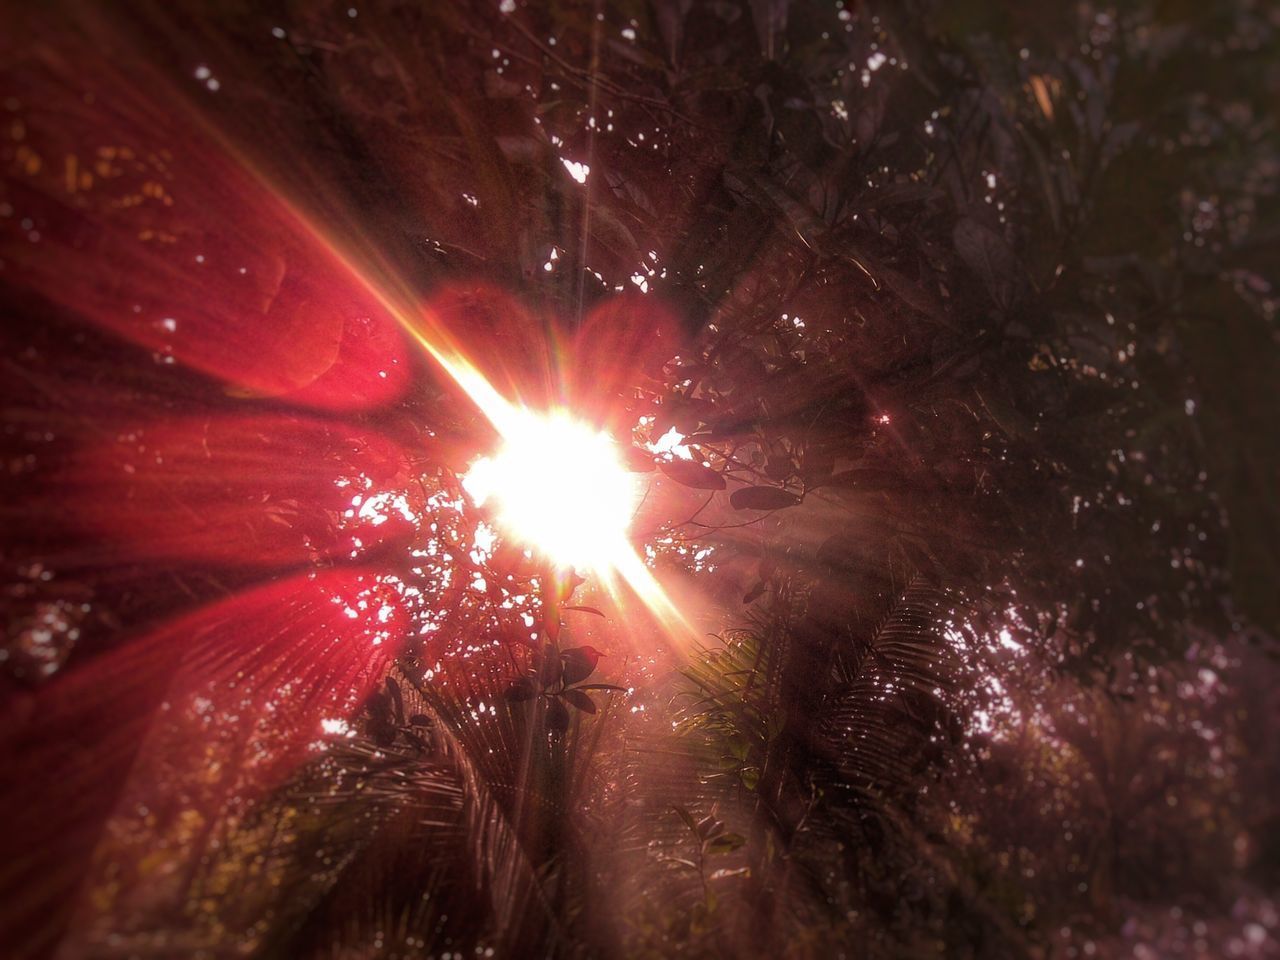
[[563, 605, 607, 618], [561, 646, 604, 686], [659, 458, 726, 490], [953, 216, 1018, 310], [562, 689, 597, 714], [545, 697, 571, 733]]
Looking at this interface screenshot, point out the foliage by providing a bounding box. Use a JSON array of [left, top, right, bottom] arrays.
[[1, 1, 1277, 958]]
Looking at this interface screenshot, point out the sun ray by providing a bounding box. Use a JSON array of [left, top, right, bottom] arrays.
[[138, 99, 690, 638], [286, 231, 691, 636]]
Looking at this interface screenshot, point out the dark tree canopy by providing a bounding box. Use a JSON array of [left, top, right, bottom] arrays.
[[1, 2, 1277, 959]]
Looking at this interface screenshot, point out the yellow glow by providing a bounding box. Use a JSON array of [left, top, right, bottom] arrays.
[[396, 316, 690, 634], [183, 143, 692, 635], [463, 410, 639, 572]]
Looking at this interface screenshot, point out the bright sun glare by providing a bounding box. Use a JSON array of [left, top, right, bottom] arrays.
[[342, 306, 685, 631], [462, 410, 639, 571]]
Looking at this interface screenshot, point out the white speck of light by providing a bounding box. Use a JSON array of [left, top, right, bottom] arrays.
[[648, 426, 692, 461], [997, 629, 1024, 653], [500, 0, 516, 11], [560, 158, 590, 184]]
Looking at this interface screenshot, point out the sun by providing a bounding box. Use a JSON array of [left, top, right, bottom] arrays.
[[462, 409, 639, 572], [392, 319, 686, 631]]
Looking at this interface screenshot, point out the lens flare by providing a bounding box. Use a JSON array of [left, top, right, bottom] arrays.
[[382, 311, 688, 634], [463, 411, 638, 572]]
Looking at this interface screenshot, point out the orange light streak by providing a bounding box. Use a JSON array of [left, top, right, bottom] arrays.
[[289, 218, 691, 637]]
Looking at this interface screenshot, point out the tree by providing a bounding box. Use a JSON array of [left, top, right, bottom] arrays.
[[1, 1, 1276, 958]]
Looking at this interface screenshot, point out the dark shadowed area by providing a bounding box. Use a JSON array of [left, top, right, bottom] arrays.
[[1, 1, 1277, 958]]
